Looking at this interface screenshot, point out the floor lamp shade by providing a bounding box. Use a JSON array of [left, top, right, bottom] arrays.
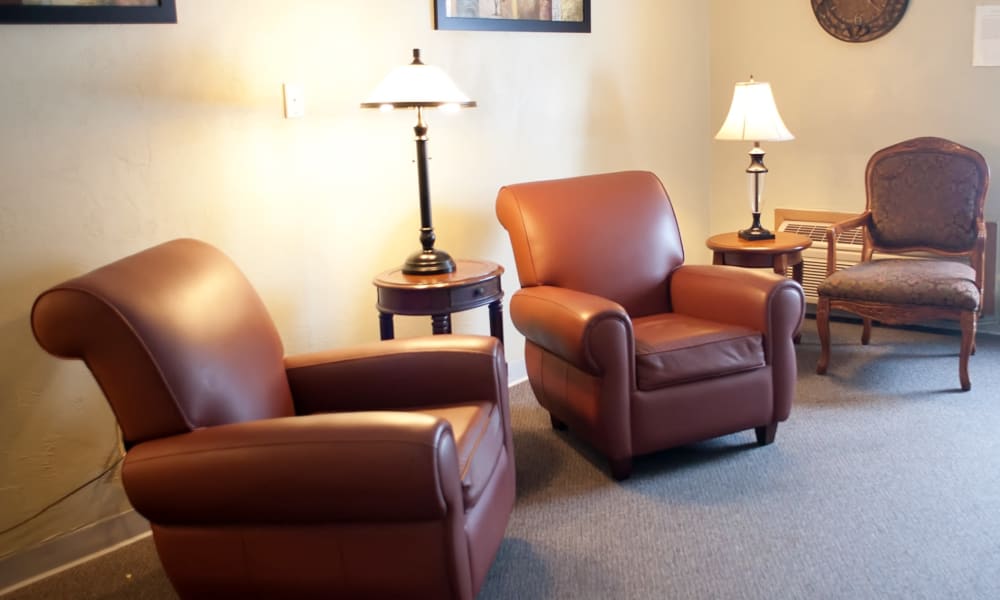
[[715, 76, 793, 241], [361, 49, 476, 275]]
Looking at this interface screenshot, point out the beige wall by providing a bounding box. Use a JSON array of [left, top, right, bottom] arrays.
[[0, 0, 711, 557]]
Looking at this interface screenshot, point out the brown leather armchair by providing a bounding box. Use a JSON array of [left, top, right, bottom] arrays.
[[496, 171, 804, 480], [31, 238, 514, 600], [816, 136, 990, 391]]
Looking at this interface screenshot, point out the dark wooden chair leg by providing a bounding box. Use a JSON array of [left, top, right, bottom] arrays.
[[755, 423, 777, 446], [816, 297, 831, 374], [609, 457, 633, 481], [549, 414, 568, 431], [959, 311, 976, 391], [861, 317, 872, 345]]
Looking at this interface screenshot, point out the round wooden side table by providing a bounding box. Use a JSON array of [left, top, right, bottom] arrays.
[[706, 231, 812, 284], [706, 232, 812, 343], [373, 259, 504, 344]]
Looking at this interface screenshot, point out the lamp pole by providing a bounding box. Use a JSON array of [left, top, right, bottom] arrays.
[[740, 142, 774, 240], [403, 106, 456, 274]]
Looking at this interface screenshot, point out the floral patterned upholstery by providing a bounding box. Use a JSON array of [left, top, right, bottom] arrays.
[[818, 258, 980, 311], [869, 152, 984, 252]]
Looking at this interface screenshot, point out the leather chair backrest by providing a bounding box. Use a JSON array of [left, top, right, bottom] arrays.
[[32, 239, 295, 445], [866, 137, 989, 253], [496, 170, 684, 318]]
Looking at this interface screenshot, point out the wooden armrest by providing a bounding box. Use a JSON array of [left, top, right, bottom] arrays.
[[825, 211, 870, 276]]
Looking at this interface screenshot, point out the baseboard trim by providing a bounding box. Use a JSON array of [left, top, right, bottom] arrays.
[[0, 509, 150, 596], [508, 358, 527, 386]]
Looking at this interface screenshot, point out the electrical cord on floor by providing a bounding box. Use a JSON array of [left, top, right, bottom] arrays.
[[0, 453, 124, 536]]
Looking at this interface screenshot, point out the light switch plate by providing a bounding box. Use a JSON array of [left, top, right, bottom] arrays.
[[283, 83, 304, 119]]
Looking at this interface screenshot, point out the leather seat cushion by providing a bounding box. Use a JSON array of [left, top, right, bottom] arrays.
[[417, 401, 502, 509], [632, 313, 765, 390], [818, 258, 980, 311]]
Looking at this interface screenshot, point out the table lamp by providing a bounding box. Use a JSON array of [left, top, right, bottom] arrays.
[[715, 76, 794, 240], [361, 48, 476, 275]]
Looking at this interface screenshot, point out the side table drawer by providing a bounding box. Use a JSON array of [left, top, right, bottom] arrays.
[[372, 259, 505, 342], [450, 278, 502, 310]]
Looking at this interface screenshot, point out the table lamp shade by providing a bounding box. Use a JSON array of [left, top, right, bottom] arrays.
[[715, 78, 793, 143], [361, 49, 476, 110]]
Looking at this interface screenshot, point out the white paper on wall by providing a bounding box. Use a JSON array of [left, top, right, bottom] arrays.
[[973, 5, 1000, 66]]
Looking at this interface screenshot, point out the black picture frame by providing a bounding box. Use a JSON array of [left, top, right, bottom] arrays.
[[434, 0, 590, 33], [0, 0, 176, 24]]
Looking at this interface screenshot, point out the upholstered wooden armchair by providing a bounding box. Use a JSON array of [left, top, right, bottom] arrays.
[[496, 171, 805, 480], [816, 137, 990, 391], [31, 239, 514, 600]]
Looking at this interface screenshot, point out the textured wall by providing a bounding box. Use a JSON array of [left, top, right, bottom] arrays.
[[0, 0, 711, 557]]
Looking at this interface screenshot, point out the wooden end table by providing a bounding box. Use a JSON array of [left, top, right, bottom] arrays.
[[373, 259, 504, 344], [706, 231, 812, 283], [706, 231, 812, 343]]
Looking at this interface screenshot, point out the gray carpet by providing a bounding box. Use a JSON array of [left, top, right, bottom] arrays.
[[9, 320, 1000, 599]]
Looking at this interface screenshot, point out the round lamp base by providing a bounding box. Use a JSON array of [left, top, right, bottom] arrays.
[[402, 248, 457, 275], [738, 226, 775, 241]]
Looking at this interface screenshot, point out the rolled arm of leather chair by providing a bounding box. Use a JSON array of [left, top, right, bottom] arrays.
[[285, 335, 506, 414], [671, 264, 804, 424], [509, 285, 631, 374], [670, 265, 804, 340], [123, 411, 464, 525]]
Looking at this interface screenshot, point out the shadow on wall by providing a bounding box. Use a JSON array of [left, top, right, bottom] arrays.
[[0, 265, 129, 558]]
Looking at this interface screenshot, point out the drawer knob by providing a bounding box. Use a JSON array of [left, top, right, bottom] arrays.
[[474, 286, 485, 296]]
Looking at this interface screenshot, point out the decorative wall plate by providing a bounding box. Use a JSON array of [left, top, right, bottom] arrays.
[[811, 0, 909, 43]]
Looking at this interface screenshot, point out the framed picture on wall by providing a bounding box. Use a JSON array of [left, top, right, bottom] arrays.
[[434, 0, 590, 33], [0, 0, 177, 24]]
